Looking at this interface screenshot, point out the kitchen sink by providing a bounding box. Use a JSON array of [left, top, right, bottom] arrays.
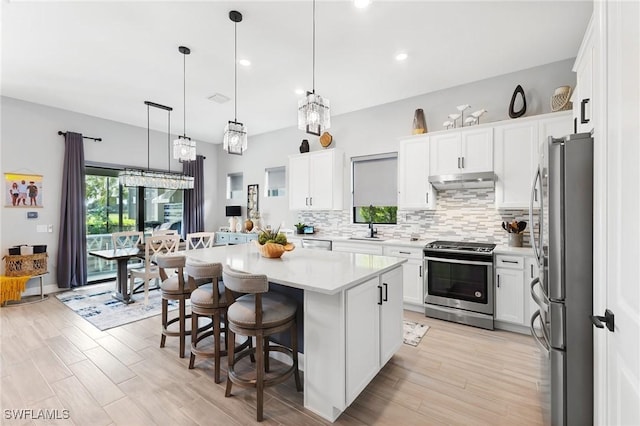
[[348, 236, 387, 242]]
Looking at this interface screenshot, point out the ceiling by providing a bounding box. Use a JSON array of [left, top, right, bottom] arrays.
[[1, 1, 592, 144]]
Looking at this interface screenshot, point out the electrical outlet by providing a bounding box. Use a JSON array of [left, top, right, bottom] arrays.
[[36, 225, 47, 233], [47, 225, 53, 233]]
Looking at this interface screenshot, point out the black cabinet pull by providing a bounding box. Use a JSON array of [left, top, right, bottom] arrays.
[[497, 275, 500, 288], [399, 251, 410, 255], [378, 285, 383, 305], [580, 98, 591, 124], [590, 309, 615, 332], [501, 260, 519, 264], [419, 265, 422, 277], [530, 264, 534, 278], [383, 283, 388, 302]]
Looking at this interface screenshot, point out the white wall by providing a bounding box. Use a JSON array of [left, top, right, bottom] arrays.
[[215, 59, 576, 229], [0, 97, 218, 291]]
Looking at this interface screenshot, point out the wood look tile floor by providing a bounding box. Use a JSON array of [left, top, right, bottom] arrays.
[[0, 295, 544, 425]]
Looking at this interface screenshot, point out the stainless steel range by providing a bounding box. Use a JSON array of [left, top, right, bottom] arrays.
[[424, 240, 496, 330]]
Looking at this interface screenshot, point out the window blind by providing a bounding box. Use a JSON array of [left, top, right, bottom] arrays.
[[352, 154, 397, 206]]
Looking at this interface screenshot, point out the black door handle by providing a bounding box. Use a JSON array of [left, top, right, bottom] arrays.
[[378, 285, 383, 305], [590, 309, 614, 332], [383, 283, 388, 302]]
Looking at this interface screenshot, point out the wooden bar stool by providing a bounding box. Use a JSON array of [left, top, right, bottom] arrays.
[[222, 267, 302, 422], [157, 254, 193, 358]]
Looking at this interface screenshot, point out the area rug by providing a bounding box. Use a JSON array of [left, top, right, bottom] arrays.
[[403, 320, 429, 346], [55, 282, 180, 331]]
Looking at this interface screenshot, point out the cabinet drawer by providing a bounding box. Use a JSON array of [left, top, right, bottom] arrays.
[[216, 233, 230, 243], [230, 235, 245, 244], [495, 255, 524, 269], [382, 246, 423, 259]]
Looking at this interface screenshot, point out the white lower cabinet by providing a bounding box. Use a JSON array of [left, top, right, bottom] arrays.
[[495, 267, 525, 324], [494, 252, 539, 332], [382, 245, 424, 308], [346, 267, 403, 405]]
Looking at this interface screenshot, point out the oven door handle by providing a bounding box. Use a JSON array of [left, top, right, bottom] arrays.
[[425, 256, 493, 267]]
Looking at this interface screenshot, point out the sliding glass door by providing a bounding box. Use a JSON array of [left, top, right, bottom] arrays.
[[85, 166, 185, 281]]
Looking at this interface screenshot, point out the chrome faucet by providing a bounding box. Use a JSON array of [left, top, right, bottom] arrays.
[[368, 205, 377, 238]]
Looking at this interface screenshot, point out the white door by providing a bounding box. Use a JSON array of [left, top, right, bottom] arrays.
[[459, 127, 493, 173], [401, 259, 423, 306], [398, 136, 432, 209], [308, 150, 333, 209], [597, 1, 640, 424], [379, 267, 403, 366], [288, 155, 310, 210], [429, 132, 461, 175], [494, 268, 524, 324]]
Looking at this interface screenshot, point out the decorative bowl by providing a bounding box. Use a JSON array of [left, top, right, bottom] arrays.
[[257, 242, 295, 258]]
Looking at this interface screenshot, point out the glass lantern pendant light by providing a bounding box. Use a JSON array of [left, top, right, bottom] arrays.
[[173, 46, 197, 162], [223, 10, 248, 155], [298, 0, 330, 136]]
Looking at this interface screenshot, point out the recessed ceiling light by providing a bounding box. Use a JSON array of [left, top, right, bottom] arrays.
[[295, 88, 305, 95], [238, 59, 251, 67], [354, 0, 372, 9], [395, 52, 408, 61], [208, 93, 230, 104]]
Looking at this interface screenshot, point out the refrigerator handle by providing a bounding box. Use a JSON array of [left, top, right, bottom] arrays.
[[530, 167, 542, 263], [530, 310, 550, 356], [530, 277, 549, 309]]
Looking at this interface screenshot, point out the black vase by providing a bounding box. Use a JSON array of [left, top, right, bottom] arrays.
[[509, 84, 527, 118], [299, 139, 310, 153]]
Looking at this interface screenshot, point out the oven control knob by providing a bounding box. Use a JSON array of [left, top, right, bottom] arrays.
[[475, 291, 482, 298]]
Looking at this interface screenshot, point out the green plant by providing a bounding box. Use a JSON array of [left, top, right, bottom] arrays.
[[294, 222, 305, 231]]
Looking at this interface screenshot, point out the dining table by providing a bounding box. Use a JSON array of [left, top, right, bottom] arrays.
[[88, 247, 140, 304]]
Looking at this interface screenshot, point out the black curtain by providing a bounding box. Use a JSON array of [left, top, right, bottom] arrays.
[[56, 132, 87, 288], [182, 155, 205, 237]]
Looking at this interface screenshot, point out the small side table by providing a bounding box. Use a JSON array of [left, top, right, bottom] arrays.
[[1, 273, 49, 306]]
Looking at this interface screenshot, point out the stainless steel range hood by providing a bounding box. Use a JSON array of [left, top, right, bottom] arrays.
[[428, 171, 496, 190]]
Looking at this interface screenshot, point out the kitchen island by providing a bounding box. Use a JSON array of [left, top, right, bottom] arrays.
[[182, 243, 406, 422]]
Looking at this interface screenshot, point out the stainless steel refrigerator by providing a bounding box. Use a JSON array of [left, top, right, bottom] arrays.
[[529, 132, 594, 426]]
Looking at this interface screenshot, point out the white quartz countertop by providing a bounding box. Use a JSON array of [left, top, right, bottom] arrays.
[[493, 245, 534, 255], [182, 243, 406, 295]]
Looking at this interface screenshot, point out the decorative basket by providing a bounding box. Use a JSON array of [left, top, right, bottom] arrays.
[[551, 86, 573, 112], [256, 242, 295, 258], [3, 253, 48, 277]]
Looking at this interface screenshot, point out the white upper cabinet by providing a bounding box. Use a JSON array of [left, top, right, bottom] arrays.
[[288, 149, 344, 210], [573, 13, 596, 133], [397, 135, 435, 210], [494, 112, 572, 209], [430, 127, 493, 176]]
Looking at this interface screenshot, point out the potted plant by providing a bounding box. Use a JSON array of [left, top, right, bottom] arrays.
[[294, 222, 306, 235]]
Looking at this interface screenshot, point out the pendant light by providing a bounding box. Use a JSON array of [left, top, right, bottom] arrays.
[[173, 45, 197, 162], [119, 101, 194, 190], [298, 0, 330, 136], [223, 10, 248, 155]]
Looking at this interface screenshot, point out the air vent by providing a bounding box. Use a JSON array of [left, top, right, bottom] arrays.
[[208, 93, 230, 104]]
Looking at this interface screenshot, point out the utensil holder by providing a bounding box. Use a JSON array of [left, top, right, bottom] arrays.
[[508, 233, 523, 247]]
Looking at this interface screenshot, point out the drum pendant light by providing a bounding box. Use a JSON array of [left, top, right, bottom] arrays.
[[298, 0, 330, 136], [223, 10, 248, 155], [173, 46, 196, 162]]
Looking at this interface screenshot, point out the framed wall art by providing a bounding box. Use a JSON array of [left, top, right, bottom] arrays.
[[247, 184, 259, 219], [5, 173, 43, 208]]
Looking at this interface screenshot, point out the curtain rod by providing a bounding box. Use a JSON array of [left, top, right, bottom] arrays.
[[58, 131, 102, 142]]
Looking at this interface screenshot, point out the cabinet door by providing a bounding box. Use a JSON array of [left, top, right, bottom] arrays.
[[459, 127, 493, 173], [574, 32, 595, 133], [494, 121, 538, 208], [289, 155, 310, 210], [495, 268, 525, 324], [538, 112, 572, 144], [398, 136, 434, 209], [430, 132, 461, 176], [380, 267, 404, 366], [401, 259, 423, 306], [346, 277, 380, 405], [308, 150, 334, 209]]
